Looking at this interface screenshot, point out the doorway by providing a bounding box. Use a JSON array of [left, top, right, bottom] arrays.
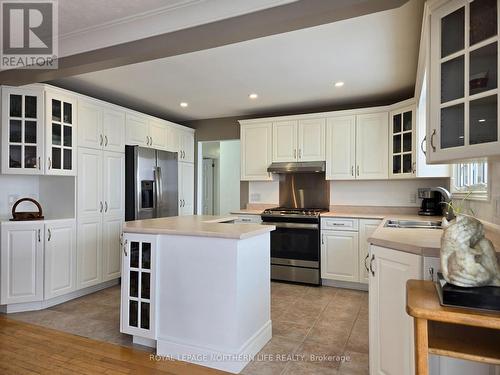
[[197, 140, 240, 216]]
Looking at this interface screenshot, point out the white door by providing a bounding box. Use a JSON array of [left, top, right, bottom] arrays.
[[369, 245, 421, 375], [358, 219, 381, 283], [272, 120, 298, 162], [103, 107, 125, 152], [179, 130, 194, 163], [45, 91, 77, 176], [121, 234, 156, 339], [102, 216, 123, 282], [356, 112, 389, 179], [179, 162, 194, 215], [297, 118, 325, 161], [77, 148, 103, 218], [321, 230, 359, 282], [326, 116, 356, 180], [77, 216, 102, 289], [125, 113, 149, 147], [149, 119, 167, 150], [240, 122, 273, 181], [0, 222, 44, 304], [1, 87, 44, 175], [44, 219, 76, 299], [78, 99, 103, 150], [103, 151, 125, 218]]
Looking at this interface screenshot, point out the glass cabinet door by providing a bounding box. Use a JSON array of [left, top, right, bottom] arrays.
[[431, 0, 499, 160], [122, 237, 155, 338], [390, 107, 415, 178], [2, 88, 43, 174], [46, 92, 76, 175]]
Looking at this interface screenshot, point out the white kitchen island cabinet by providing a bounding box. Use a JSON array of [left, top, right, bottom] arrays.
[[121, 215, 274, 374]]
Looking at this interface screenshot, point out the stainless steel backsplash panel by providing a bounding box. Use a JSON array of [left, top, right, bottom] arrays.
[[279, 173, 330, 209]]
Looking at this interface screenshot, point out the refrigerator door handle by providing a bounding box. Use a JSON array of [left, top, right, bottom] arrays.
[[154, 166, 163, 217]]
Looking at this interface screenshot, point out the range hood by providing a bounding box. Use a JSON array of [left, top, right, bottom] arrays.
[[267, 161, 326, 174]]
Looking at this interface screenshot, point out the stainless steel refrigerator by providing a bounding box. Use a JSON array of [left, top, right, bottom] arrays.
[[125, 145, 178, 221]]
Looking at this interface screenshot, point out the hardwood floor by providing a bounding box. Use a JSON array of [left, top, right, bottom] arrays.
[[0, 316, 226, 375]]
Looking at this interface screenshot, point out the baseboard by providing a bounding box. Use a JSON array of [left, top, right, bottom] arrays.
[[133, 336, 156, 348], [157, 320, 272, 374], [321, 279, 368, 291], [1, 279, 120, 313]]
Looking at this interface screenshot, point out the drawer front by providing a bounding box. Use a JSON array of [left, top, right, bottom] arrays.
[[321, 218, 359, 231], [234, 215, 262, 224]]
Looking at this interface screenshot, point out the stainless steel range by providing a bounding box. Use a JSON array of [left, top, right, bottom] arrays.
[[261, 169, 329, 285]]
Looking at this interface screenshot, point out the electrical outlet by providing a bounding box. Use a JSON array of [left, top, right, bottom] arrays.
[[409, 192, 417, 204], [250, 193, 261, 202]]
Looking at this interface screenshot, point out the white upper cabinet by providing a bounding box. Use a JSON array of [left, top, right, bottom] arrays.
[[428, 0, 500, 162], [389, 105, 416, 178], [240, 122, 273, 181], [298, 118, 326, 161], [78, 99, 102, 150], [102, 107, 125, 152], [77, 147, 103, 218], [326, 116, 356, 180], [45, 90, 77, 176], [178, 129, 195, 163], [126, 112, 149, 147], [149, 119, 168, 150], [1, 86, 44, 174], [103, 151, 125, 217], [179, 161, 194, 215], [272, 120, 298, 162], [356, 112, 389, 179]]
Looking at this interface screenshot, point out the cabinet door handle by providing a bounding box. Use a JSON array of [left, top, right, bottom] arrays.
[[351, 166, 354, 177], [321, 234, 324, 245], [369, 254, 375, 276], [294, 149, 297, 159], [100, 201, 103, 213], [47, 228, 51, 242], [356, 165, 360, 176], [364, 253, 370, 272], [430, 129, 436, 152], [412, 162, 416, 174], [104, 135, 108, 147], [299, 149, 302, 159], [38, 229, 41, 242], [105, 201, 108, 212], [420, 136, 426, 155], [48, 157, 52, 170], [38, 156, 41, 170], [100, 134, 103, 146], [123, 239, 128, 257]]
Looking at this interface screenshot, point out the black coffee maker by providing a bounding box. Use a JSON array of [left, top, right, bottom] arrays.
[[418, 188, 444, 216]]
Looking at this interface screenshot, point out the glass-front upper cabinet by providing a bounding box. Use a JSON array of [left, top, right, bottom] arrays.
[[45, 91, 77, 175], [389, 105, 416, 178], [1, 87, 44, 174], [429, 0, 500, 162]]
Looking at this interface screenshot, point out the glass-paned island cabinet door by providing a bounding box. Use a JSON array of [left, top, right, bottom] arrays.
[[45, 91, 77, 175], [1, 87, 44, 174], [429, 0, 500, 162], [120, 234, 156, 339], [389, 105, 416, 178]]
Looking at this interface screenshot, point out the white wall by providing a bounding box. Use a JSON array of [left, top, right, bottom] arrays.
[[248, 178, 450, 207], [0, 175, 39, 220], [219, 140, 241, 215]]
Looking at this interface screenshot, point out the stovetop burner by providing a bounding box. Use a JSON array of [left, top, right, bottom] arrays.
[[262, 207, 328, 218]]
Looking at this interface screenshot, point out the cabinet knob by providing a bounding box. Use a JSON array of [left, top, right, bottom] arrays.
[[48, 157, 52, 170]]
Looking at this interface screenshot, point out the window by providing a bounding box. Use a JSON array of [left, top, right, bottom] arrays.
[[451, 161, 488, 200]]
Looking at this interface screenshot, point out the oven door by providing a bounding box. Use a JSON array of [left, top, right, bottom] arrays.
[[263, 221, 319, 265]]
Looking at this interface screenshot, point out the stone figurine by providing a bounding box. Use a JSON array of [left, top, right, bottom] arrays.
[[441, 214, 500, 287]]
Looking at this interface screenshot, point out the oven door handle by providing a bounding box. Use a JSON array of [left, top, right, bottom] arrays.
[[262, 222, 318, 229]]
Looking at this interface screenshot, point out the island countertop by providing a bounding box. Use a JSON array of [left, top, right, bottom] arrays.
[[123, 215, 275, 239]]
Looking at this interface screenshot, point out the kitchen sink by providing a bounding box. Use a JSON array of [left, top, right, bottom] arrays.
[[384, 219, 442, 229]]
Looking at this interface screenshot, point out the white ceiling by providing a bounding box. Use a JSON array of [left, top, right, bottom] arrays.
[[52, 0, 424, 121]]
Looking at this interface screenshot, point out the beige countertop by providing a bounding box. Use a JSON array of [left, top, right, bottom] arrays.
[[321, 211, 387, 219], [230, 209, 264, 215], [123, 215, 274, 240]]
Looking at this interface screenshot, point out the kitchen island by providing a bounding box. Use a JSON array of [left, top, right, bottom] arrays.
[[120, 215, 274, 374]]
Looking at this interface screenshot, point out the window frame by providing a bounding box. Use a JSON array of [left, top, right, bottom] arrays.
[[450, 160, 489, 201]]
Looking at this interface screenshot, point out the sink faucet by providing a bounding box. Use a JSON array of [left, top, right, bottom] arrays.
[[431, 187, 455, 221]]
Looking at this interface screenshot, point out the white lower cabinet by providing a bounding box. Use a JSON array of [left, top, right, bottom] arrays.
[[0, 222, 44, 305], [321, 230, 359, 282], [369, 245, 422, 375], [121, 234, 156, 339], [178, 161, 194, 215], [77, 216, 103, 289], [102, 216, 123, 282], [44, 219, 76, 299]]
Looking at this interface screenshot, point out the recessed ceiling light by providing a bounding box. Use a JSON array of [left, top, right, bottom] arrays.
[[334, 81, 345, 87], [249, 93, 259, 99], [180, 102, 188, 108]]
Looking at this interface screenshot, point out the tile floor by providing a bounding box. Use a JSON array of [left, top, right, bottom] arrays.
[[6, 282, 368, 375]]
